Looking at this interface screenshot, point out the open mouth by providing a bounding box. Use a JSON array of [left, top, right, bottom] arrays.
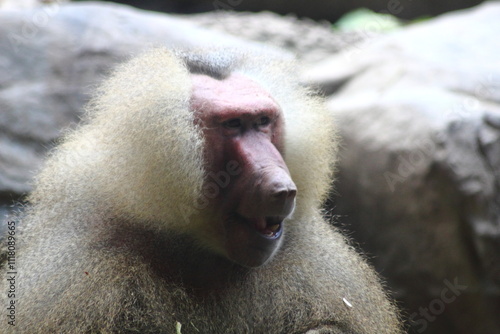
[[254, 216, 283, 238], [231, 213, 283, 239], [224, 212, 286, 267]]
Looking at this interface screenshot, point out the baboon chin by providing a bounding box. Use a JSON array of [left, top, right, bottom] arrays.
[[1, 48, 402, 334]]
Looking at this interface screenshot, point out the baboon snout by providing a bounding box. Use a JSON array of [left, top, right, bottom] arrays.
[[268, 182, 297, 217], [237, 169, 297, 219]]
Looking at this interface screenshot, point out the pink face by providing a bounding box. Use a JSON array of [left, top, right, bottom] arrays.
[[190, 73, 297, 267]]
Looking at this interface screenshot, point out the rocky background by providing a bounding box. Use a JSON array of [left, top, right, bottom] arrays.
[[0, 1, 499, 333]]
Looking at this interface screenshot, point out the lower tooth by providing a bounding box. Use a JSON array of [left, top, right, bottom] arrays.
[[269, 224, 280, 232]]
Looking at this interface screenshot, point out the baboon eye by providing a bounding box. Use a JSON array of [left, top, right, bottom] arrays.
[[223, 118, 242, 129], [257, 116, 271, 126]]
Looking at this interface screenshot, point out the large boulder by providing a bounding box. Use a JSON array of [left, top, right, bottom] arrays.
[[304, 3, 500, 333]]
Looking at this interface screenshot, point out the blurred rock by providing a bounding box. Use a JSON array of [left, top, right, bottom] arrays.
[[0, 0, 66, 10], [304, 3, 500, 334], [191, 11, 369, 64]]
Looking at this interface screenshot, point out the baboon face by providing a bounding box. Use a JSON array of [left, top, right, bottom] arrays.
[[190, 73, 297, 267]]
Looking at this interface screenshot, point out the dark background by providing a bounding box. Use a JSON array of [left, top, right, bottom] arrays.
[[77, 0, 485, 21]]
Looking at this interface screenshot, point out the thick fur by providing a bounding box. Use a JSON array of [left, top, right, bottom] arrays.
[[1, 48, 402, 333]]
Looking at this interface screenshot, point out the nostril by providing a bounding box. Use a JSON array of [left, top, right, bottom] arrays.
[[274, 190, 286, 199], [272, 186, 297, 217], [273, 188, 297, 201]]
